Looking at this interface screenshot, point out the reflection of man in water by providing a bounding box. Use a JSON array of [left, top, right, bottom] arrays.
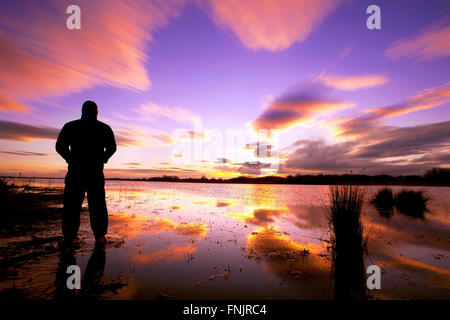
[[55, 244, 106, 299], [56, 101, 116, 245]]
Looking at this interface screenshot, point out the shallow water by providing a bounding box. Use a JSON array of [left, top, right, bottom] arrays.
[[1, 180, 449, 299]]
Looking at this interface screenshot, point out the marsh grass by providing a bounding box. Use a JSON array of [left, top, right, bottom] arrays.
[[394, 189, 430, 219], [371, 188, 430, 219], [370, 187, 394, 218], [327, 185, 367, 300]]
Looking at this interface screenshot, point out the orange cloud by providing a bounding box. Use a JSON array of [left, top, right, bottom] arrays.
[[204, 0, 341, 51], [132, 245, 196, 264], [251, 98, 351, 132], [385, 23, 450, 61], [0, 0, 184, 113], [318, 74, 389, 91], [0, 94, 28, 113]]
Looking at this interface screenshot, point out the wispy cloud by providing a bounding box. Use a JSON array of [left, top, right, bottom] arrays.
[[353, 121, 450, 158], [0, 120, 58, 141], [385, 23, 450, 61], [132, 102, 201, 124], [122, 162, 143, 166], [0, 0, 184, 113], [0, 150, 52, 157], [0, 119, 157, 148], [334, 81, 450, 138], [282, 81, 450, 175], [317, 74, 389, 91], [0, 95, 28, 113], [203, 0, 341, 51], [250, 82, 352, 131]]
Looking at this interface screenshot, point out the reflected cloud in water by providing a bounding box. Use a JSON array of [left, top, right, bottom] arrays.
[[6, 181, 449, 300], [228, 207, 288, 226], [132, 244, 196, 264]]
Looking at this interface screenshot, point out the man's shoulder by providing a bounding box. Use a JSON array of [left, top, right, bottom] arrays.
[[61, 119, 113, 133], [96, 120, 113, 131], [62, 119, 82, 129]]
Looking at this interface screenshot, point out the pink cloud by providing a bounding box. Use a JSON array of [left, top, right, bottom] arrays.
[[250, 83, 353, 131], [331, 81, 450, 138], [318, 74, 389, 91], [385, 23, 450, 61], [0, 0, 185, 113], [204, 0, 341, 51], [132, 102, 201, 124]]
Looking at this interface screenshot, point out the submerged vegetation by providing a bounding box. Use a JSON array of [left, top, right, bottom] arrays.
[[327, 185, 367, 300], [371, 188, 430, 219]]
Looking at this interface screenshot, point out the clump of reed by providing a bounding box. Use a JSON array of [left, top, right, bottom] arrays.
[[370, 187, 394, 218], [327, 185, 367, 300], [371, 188, 430, 219], [394, 189, 430, 219]]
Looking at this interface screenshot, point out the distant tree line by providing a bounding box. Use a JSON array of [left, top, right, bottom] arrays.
[[4, 167, 447, 186], [113, 167, 449, 186]]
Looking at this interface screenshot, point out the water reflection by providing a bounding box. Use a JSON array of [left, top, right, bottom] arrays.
[[132, 245, 196, 265], [54, 244, 126, 299], [245, 226, 330, 298], [54, 247, 77, 300], [371, 188, 430, 220], [142, 217, 208, 238], [2, 181, 449, 300], [227, 207, 288, 226], [81, 244, 107, 297]]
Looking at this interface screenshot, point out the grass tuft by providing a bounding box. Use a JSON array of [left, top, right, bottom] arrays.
[[327, 185, 367, 300], [370, 188, 430, 219], [394, 189, 430, 219], [371, 187, 394, 218]]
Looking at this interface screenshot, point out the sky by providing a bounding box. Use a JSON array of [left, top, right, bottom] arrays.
[[0, 0, 449, 178]]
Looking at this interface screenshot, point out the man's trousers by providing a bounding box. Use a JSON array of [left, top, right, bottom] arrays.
[[63, 169, 108, 239]]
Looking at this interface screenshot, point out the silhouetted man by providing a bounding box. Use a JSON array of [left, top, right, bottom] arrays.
[[56, 101, 116, 245]]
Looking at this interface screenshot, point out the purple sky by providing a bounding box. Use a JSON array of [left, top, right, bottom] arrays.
[[0, 0, 449, 177]]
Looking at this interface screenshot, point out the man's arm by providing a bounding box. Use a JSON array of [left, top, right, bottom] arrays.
[[55, 124, 71, 163], [103, 125, 117, 163]]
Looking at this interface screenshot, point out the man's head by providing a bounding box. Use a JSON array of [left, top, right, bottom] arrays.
[[81, 100, 98, 121]]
